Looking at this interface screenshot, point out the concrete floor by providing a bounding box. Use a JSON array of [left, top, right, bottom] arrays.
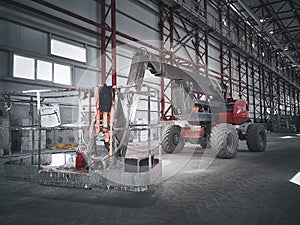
[[0, 132, 300, 225]]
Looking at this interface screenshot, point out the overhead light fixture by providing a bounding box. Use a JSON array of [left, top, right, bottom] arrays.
[[259, 17, 268, 23], [284, 46, 289, 51], [269, 29, 274, 35]]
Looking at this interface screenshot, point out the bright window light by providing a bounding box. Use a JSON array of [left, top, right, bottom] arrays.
[[37, 60, 52, 81], [54, 63, 71, 85], [51, 39, 86, 62], [222, 18, 227, 26], [13, 55, 35, 79], [290, 172, 300, 186], [280, 136, 293, 139]]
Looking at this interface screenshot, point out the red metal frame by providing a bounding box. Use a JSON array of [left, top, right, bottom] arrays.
[[158, 4, 207, 120], [181, 127, 205, 139], [100, 0, 116, 86], [100, 0, 107, 85]]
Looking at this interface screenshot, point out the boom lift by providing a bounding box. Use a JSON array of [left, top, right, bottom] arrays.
[[88, 48, 266, 165]]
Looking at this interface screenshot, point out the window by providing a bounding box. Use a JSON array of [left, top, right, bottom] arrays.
[[37, 60, 52, 81], [51, 39, 86, 63], [54, 63, 71, 85], [13, 54, 71, 85], [13, 55, 34, 79]]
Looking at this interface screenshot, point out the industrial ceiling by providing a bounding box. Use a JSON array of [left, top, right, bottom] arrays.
[[237, 0, 300, 67]]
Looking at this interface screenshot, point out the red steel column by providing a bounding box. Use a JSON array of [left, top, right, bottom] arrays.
[[298, 91, 300, 114], [245, 62, 250, 105], [251, 62, 256, 122], [204, 32, 209, 77], [277, 77, 281, 115], [169, 7, 175, 120], [288, 85, 293, 115], [101, 0, 107, 85], [195, 32, 200, 73], [294, 88, 297, 116], [204, 0, 208, 77], [159, 1, 165, 120], [262, 68, 267, 121], [111, 0, 117, 86], [268, 72, 274, 115], [220, 43, 224, 83], [238, 53, 242, 97], [283, 82, 287, 116], [169, 8, 175, 66], [228, 48, 233, 99], [259, 66, 263, 121]]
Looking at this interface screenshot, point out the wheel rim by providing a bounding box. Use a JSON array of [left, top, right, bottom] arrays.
[[258, 131, 266, 148], [172, 133, 180, 146], [226, 133, 234, 150]]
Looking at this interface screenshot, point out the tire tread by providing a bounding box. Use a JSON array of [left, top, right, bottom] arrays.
[[161, 125, 184, 154], [246, 124, 267, 152], [210, 123, 238, 159]]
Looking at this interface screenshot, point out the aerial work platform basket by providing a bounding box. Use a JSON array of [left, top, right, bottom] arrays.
[[2, 84, 162, 192]]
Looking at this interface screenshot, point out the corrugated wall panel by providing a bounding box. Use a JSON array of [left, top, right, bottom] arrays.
[[0, 19, 48, 55], [0, 50, 10, 78]]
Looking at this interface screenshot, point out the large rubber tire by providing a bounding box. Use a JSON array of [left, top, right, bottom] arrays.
[[161, 125, 185, 154], [246, 124, 267, 152], [210, 123, 239, 159]]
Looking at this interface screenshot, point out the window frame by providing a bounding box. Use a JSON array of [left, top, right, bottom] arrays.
[[50, 38, 87, 63]]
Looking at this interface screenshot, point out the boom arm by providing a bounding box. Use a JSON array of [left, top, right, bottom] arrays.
[[114, 48, 155, 156], [114, 48, 225, 156]]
